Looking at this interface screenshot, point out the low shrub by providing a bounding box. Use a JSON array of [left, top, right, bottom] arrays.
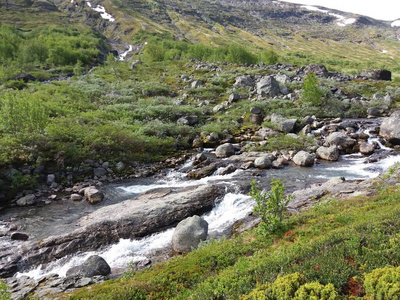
[[364, 266, 400, 299]]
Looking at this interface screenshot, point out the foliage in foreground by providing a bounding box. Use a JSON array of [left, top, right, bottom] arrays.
[[67, 176, 400, 299]]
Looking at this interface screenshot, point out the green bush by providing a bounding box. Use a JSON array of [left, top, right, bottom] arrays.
[[226, 44, 258, 65], [294, 282, 339, 300], [250, 178, 292, 235], [272, 272, 304, 300], [364, 266, 400, 299], [301, 73, 324, 106], [260, 50, 279, 65], [143, 43, 166, 62], [0, 279, 11, 300]]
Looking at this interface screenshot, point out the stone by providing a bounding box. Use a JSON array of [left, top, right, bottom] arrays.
[[115, 162, 125, 172], [250, 106, 263, 115], [10, 232, 29, 241], [360, 69, 391, 81], [280, 85, 290, 95], [367, 107, 379, 117], [359, 142, 375, 155], [66, 255, 110, 277], [14, 73, 36, 82], [215, 143, 235, 158], [275, 73, 291, 83], [270, 114, 297, 133], [84, 187, 104, 204], [249, 114, 263, 125], [16, 194, 36, 207], [257, 127, 279, 139], [213, 104, 225, 113], [304, 63, 329, 77], [93, 167, 107, 177], [172, 215, 208, 253], [228, 93, 240, 103], [177, 115, 199, 126], [191, 80, 203, 88], [188, 163, 218, 179], [292, 151, 315, 167], [380, 111, 400, 145], [254, 156, 272, 169], [47, 174, 56, 185], [326, 132, 356, 149], [316, 146, 339, 161], [70, 194, 83, 201], [256, 76, 280, 97], [217, 164, 237, 175], [234, 75, 254, 87]]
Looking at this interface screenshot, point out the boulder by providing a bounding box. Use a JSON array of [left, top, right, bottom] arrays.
[[47, 174, 56, 185], [66, 255, 110, 277], [316, 146, 339, 161], [172, 215, 208, 253], [217, 164, 237, 175], [84, 187, 104, 204], [361, 69, 391, 81], [293, 151, 315, 167], [254, 156, 272, 169], [380, 111, 400, 144], [16, 194, 36, 207], [215, 143, 235, 158], [359, 142, 375, 155], [249, 114, 263, 125], [14, 73, 36, 82], [70, 194, 83, 201], [177, 115, 199, 126], [228, 93, 240, 103], [234, 75, 254, 87], [256, 76, 280, 97], [213, 104, 225, 113], [326, 132, 356, 149], [93, 167, 107, 177], [188, 163, 218, 179], [270, 114, 297, 133], [304, 63, 329, 77], [10, 232, 29, 241], [115, 162, 125, 172], [191, 81, 203, 88]]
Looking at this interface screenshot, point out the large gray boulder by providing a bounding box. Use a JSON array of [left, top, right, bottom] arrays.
[[361, 69, 391, 81], [304, 63, 329, 77], [254, 156, 272, 169], [380, 111, 400, 144], [293, 151, 315, 167], [83, 187, 104, 204], [215, 143, 235, 158], [316, 146, 339, 161], [16, 194, 36, 207], [270, 114, 297, 133], [172, 215, 208, 253], [234, 75, 254, 87], [66, 255, 110, 277], [326, 132, 356, 150], [359, 142, 375, 155], [256, 76, 280, 97]]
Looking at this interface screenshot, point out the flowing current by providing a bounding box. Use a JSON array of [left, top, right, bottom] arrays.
[[11, 122, 400, 280]]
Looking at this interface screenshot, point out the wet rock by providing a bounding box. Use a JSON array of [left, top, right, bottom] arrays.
[[84, 187, 104, 204], [326, 132, 356, 150], [316, 146, 339, 161], [10, 232, 29, 241], [380, 111, 400, 145], [254, 156, 272, 169], [367, 107, 379, 117], [188, 163, 218, 179], [16, 194, 36, 207], [256, 76, 280, 97], [172, 215, 208, 253], [293, 151, 315, 167], [70, 194, 83, 201], [240, 162, 254, 169], [215, 143, 235, 158], [93, 167, 107, 177], [66, 255, 110, 277], [360, 142, 375, 155], [217, 164, 237, 175]]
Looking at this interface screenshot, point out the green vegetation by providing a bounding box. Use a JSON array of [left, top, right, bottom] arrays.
[[66, 172, 400, 299], [250, 179, 292, 235], [301, 73, 324, 106], [0, 280, 10, 300]]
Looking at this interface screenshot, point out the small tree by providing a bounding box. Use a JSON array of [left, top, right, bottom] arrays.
[[301, 73, 324, 106], [250, 178, 292, 235], [260, 49, 279, 65]]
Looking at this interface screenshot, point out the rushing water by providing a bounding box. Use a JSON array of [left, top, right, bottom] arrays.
[[6, 119, 400, 280]]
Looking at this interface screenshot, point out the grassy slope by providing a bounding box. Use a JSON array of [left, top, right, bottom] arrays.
[[65, 171, 400, 299]]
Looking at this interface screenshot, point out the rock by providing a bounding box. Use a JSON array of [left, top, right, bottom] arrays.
[[66, 255, 110, 277], [304, 63, 329, 77], [326, 132, 356, 149], [27, 185, 223, 269], [177, 115, 199, 126], [240, 162, 254, 169], [359, 142, 375, 155], [84, 187, 104, 204], [115, 162, 125, 172], [254, 156, 272, 169], [47, 174, 56, 185], [16, 194, 36, 207], [280, 85, 290, 95], [250, 106, 263, 115], [270, 114, 297, 133], [213, 104, 225, 113], [217, 164, 237, 175], [361, 69, 391, 81], [367, 107, 380, 117], [172, 215, 208, 253], [93, 167, 107, 177], [14, 73, 36, 82], [380, 111, 400, 144], [316, 146, 339, 161], [215, 143, 235, 158], [228, 93, 240, 103], [129, 60, 142, 69], [249, 114, 263, 125], [10, 232, 29, 241], [256, 76, 280, 97], [191, 80, 203, 88], [234, 75, 254, 87], [292, 151, 315, 167], [275, 73, 291, 83], [257, 127, 279, 139], [71, 194, 83, 201], [384, 94, 394, 106], [188, 163, 218, 179]]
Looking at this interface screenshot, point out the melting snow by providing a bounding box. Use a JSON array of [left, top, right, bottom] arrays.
[[302, 5, 356, 27], [382, 50, 388, 53], [85, 1, 115, 22], [392, 20, 400, 27]]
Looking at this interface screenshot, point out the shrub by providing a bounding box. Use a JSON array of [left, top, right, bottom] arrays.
[[260, 50, 279, 65], [0, 279, 11, 300], [301, 73, 324, 106], [294, 282, 339, 300], [143, 43, 166, 62], [250, 178, 292, 235], [226, 44, 258, 65], [364, 266, 400, 299]]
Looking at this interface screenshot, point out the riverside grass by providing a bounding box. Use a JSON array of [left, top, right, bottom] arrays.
[[66, 175, 400, 300]]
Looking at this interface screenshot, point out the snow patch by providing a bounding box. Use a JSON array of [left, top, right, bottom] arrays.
[[392, 20, 400, 27], [301, 5, 356, 27], [301, 5, 328, 13], [91, 5, 115, 22], [382, 50, 388, 53]]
